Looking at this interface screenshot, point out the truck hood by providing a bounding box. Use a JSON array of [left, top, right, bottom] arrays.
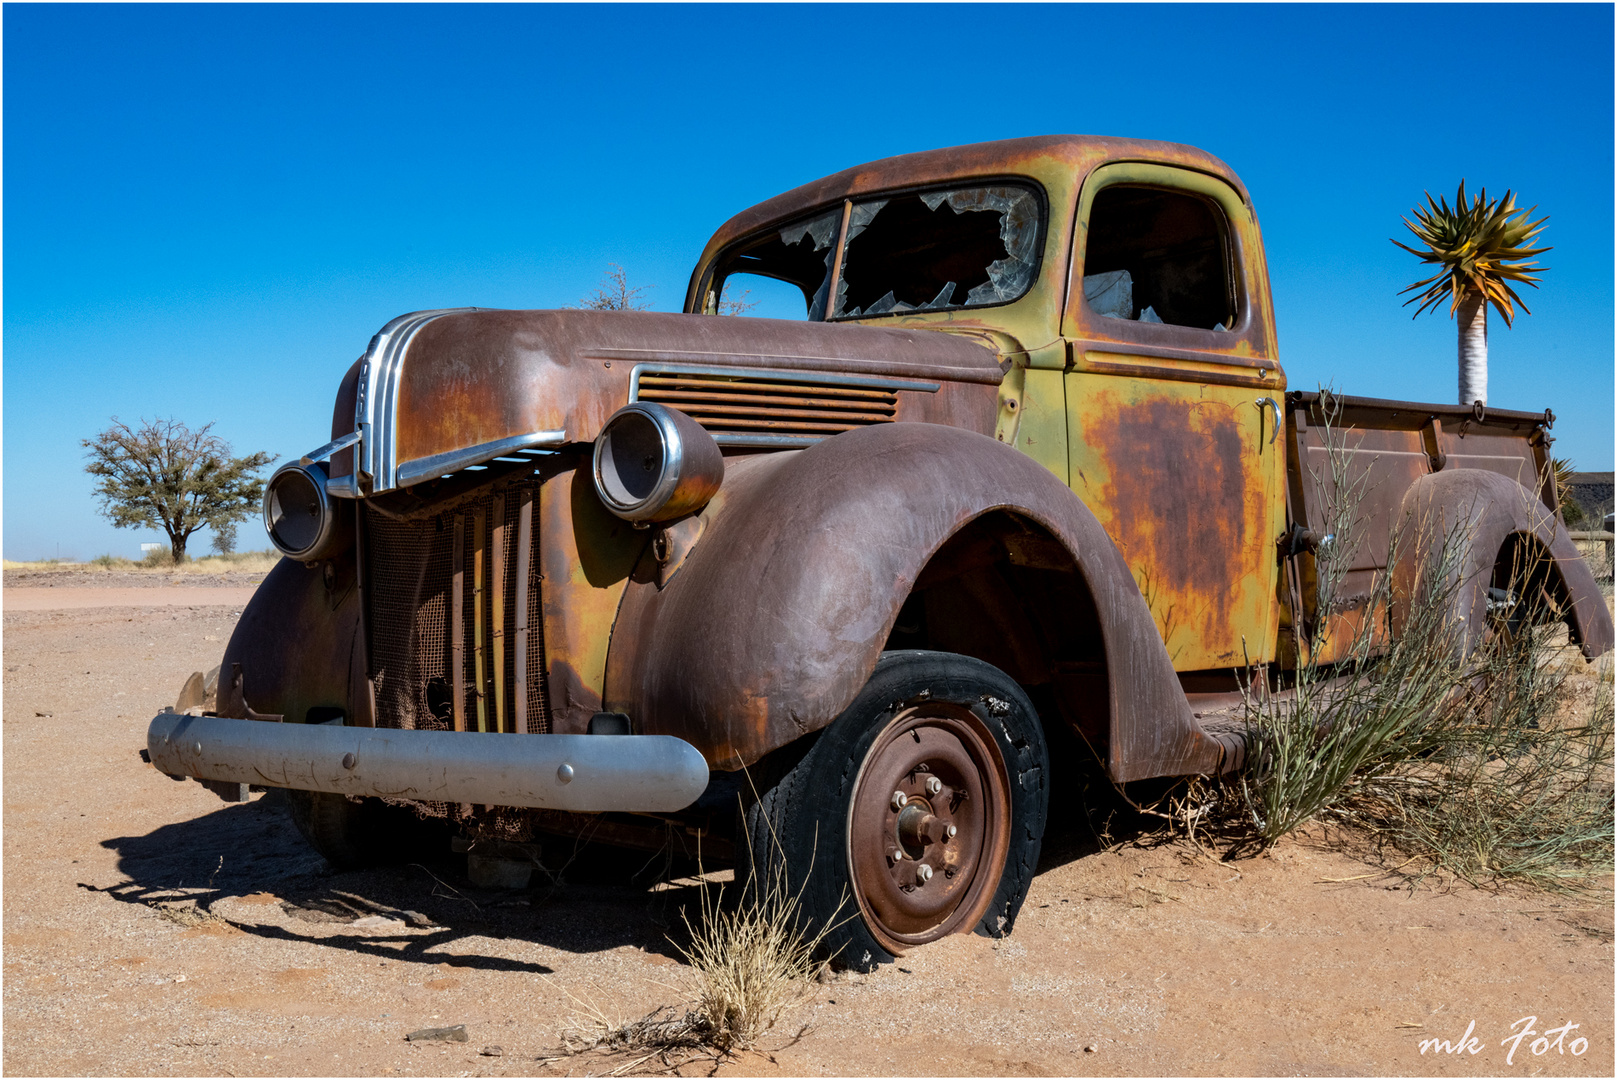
[[324, 308, 1004, 496]]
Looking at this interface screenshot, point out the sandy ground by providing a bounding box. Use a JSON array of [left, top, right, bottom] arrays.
[[3, 592, 1612, 1077], [3, 588, 259, 611]]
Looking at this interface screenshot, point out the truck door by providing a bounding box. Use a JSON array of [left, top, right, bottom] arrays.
[[1060, 163, 1286, 671]]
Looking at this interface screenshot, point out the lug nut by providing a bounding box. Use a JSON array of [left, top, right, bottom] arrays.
[[925, 776, 942, 795], [946, 824, 958, 839], [891, 791, 908, 811], [917, 864, 933, 883], [891, 849, 904, 863]]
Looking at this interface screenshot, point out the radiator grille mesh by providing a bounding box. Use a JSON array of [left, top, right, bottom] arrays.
[[364, 480, 549, 733]]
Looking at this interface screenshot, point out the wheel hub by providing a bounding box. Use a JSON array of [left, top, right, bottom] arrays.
[[848, 704, 1011, 951]]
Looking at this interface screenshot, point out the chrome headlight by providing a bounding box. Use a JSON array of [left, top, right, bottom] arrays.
[[592, 403, 724, 523], [263, 460, 350, 561]]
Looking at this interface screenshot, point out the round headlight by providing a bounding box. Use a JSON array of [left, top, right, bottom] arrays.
[[263, 461, 350, 561], [592, 402, 724, 523]]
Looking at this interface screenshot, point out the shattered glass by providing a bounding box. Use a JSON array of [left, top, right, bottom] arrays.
[[834, 184, 1042, 319], [779, 213, 836, 253], [950, 188, 1040, 306]]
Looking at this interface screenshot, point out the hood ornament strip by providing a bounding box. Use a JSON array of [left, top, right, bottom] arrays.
[[396, 430, 569, 488], [299, 430, 362, 466]]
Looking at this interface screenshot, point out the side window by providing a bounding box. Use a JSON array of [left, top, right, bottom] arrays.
[[1082, 185, 1237, 331], [705, 210, 839, 320]]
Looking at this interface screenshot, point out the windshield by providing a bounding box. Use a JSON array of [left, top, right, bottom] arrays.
[[833, 184, 1043, 319], [701, 181, 1045, 322]]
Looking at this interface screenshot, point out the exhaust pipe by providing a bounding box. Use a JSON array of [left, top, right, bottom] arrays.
[[146, 712, 710, 813]]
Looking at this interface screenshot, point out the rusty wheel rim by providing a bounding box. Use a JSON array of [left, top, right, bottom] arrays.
[[847, 704, 1011, 953]]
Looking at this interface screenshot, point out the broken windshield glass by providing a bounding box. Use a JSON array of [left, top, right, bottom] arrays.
[[833, 184, 1042, 319], [706, 208, 840, 320]]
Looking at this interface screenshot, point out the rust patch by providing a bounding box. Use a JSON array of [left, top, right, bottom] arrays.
[[1071, 379, 1276, 670]]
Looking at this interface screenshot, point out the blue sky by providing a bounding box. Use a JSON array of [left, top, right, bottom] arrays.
[[5, 3, 1613, 560]]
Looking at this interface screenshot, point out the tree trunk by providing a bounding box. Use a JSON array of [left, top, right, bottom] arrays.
[[1457, 289, 1488, 407], [168, 533, 186, 564]]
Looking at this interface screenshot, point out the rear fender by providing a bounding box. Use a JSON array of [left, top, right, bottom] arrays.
[[1391, 469, 1613, 659], [604, 422, 1229, 781]]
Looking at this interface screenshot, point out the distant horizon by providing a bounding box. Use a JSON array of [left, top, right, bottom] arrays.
[[6, 3, 1612, 560]]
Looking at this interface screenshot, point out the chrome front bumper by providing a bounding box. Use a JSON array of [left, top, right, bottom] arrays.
[[146, 713, 711, 812]]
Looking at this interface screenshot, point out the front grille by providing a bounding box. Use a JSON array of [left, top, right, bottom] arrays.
[[364, 480, 549, 733], [633, 367, 900, 441]]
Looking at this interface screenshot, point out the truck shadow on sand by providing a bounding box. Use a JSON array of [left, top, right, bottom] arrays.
[[93, 789, 710, 973], [94, 746, 1173, 973]]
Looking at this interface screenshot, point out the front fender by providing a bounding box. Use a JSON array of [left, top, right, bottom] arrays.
[[219, 555, 360, 723], [604, 421, 1226, 780], [1391, 469, 1613, 659]]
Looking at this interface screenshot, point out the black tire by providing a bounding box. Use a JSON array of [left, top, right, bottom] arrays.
[[741, 651, 1049, 972], [285, 790, 445, 870]]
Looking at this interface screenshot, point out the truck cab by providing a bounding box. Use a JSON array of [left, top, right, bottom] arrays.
[[688, 136, 1286, 673]]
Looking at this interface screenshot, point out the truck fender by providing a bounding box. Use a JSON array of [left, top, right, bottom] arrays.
[[604, 421, 1231, 781], [1390, 469, 1613, 659], [219, 555, 361, 724]]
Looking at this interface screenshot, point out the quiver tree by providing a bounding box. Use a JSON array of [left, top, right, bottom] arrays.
[[83, 417, 273, 562], [1392, 181, 1550, 407]]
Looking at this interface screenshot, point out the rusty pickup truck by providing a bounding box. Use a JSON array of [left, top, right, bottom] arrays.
[[149, 135, 1613, 967]]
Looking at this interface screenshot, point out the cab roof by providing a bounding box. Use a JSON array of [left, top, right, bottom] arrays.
[[701, 134, 1249, 258]]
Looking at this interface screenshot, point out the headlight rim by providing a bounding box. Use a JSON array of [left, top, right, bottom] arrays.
[[592, 402, 723, 524], [263, 460, 340, 561]]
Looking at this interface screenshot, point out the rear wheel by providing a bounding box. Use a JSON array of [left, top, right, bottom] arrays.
[[742, 651, 1049, 971]]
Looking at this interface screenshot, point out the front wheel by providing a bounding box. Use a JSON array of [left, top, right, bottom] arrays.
[[285, 789, 446, 870], [742, 651, 1049, 971]]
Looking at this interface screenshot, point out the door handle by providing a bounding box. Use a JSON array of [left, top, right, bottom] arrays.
[[1255, 397, 1280, 446]]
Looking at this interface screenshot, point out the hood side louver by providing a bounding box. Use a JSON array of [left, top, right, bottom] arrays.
[[629, 363, 939, 446]]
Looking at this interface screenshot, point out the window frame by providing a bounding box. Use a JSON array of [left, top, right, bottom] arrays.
[[1069, 162, 1262, 352]]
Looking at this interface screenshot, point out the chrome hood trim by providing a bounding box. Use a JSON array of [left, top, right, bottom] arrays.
[[325, 308, 474, 498]]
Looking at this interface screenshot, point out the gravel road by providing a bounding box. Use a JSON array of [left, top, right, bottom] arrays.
[[3, 595, 1611, 1076]]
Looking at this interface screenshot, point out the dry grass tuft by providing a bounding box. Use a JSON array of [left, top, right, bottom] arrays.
[[671, 853, 839, 1054], [555, 838, 842, 1073]]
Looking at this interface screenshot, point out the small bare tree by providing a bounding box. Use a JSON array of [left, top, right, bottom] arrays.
[[577, 263, 655, 311], [83, 418, 272, 562], [210, 520, 238, 556], [716, 282, 758, 316]]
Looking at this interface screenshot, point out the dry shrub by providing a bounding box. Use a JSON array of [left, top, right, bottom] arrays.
[[558, 836, 843, 1071], [1233, 399, 1613, 892], [1340, 638, 1613, 890], [673, 850, 840, 1053]]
